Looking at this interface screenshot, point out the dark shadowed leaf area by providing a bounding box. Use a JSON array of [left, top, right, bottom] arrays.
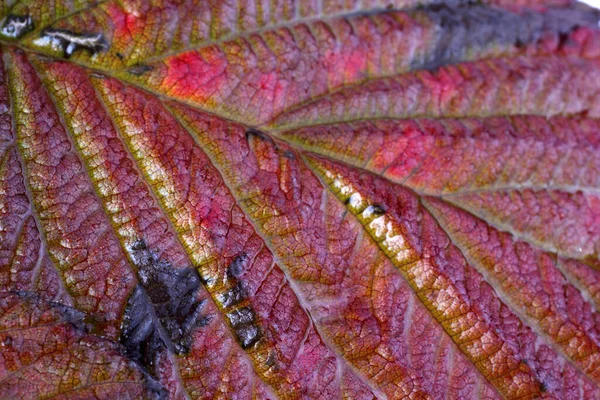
[[1, 0, 600, 399]]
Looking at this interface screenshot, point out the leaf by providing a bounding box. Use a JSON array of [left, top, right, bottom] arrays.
[[0, 0, 600, 399]]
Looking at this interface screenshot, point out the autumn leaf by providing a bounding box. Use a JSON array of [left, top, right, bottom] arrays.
[[1, 0, 600, 399]]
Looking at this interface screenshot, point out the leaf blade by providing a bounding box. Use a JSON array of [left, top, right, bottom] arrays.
[[1, 0, 600, 398]]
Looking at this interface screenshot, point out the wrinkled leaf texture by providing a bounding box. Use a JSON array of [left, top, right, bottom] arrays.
[[1, 0, 600, 399]]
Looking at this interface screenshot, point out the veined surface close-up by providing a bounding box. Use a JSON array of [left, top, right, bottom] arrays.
[[0, 0, 600, 399]]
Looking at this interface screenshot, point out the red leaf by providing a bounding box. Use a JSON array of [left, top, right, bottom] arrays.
[[1, 1, 600, 398]]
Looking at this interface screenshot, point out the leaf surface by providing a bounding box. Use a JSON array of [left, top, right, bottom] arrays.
[[1, 0, 600, 399]]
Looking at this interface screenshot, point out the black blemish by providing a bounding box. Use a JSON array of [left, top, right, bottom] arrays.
[[265, 351, 276, 367], [2, 335, 12, 347], [227, 253, 248, 278], [235, 324, 261, 349], [1, 15, 34, 39], [14, 291, 92, 335], [367, 204, 386, 216], [514, 38, 524, 49], [197, 314, 214, 327], [140, 370, 169, 400], [245, 128, 275, 145], [116, 52, 124, 60], [121, 287, 160, 363], [40, 28, 108, 58], [217, 252, 263, 349], [130, 239, 146, 251], [227, 306, 255, 326], [539, 382, 547, 393], [282, 150, 296, 160], [128, 64, 154, 76], [197, 271, 213, 286], [557, 31, 571, 48], [416, 3, 600, 70], [227, 306, 261, 348], [120, 240, 207, 377], [217, 281, 247, 308], [52, 302, 90, 333]]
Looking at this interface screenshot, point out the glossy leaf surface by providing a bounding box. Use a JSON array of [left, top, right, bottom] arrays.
[[1, 1, 600, 399]]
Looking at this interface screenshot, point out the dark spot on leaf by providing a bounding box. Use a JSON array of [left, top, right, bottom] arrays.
[[121, 287, 164, 369], [2, 335, 12, 347], [227, 306, 255, 326], [365, 204, 386, 216], [282, 150, 296, 160], [128, 64, 154, 76], [417, 3, 600, 70], [235, 324, 261, 349], [214, 252, 264, 349], [141, 371, 169, 400], [226, 306, 261, 348], [540, 382, 547, 393], [227, 253, 248, 278], [120, 240, 207, 377], [131, 239, 146, 251], [14, 290, 90, 333], [197, 314, 214, 327], [40, 29, 108, 58], [246, 128, 274, 145], [196, 270, 214, 286], [217, 281, 247, 308], [372, 205, 386, 215], [116, 52, 124, 60], [51, 303, 90, 333], [1, 15, 34, 39], [265, 351, 277, 367], [557, 31, 571, 48], [514, 38, 524, 49]]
